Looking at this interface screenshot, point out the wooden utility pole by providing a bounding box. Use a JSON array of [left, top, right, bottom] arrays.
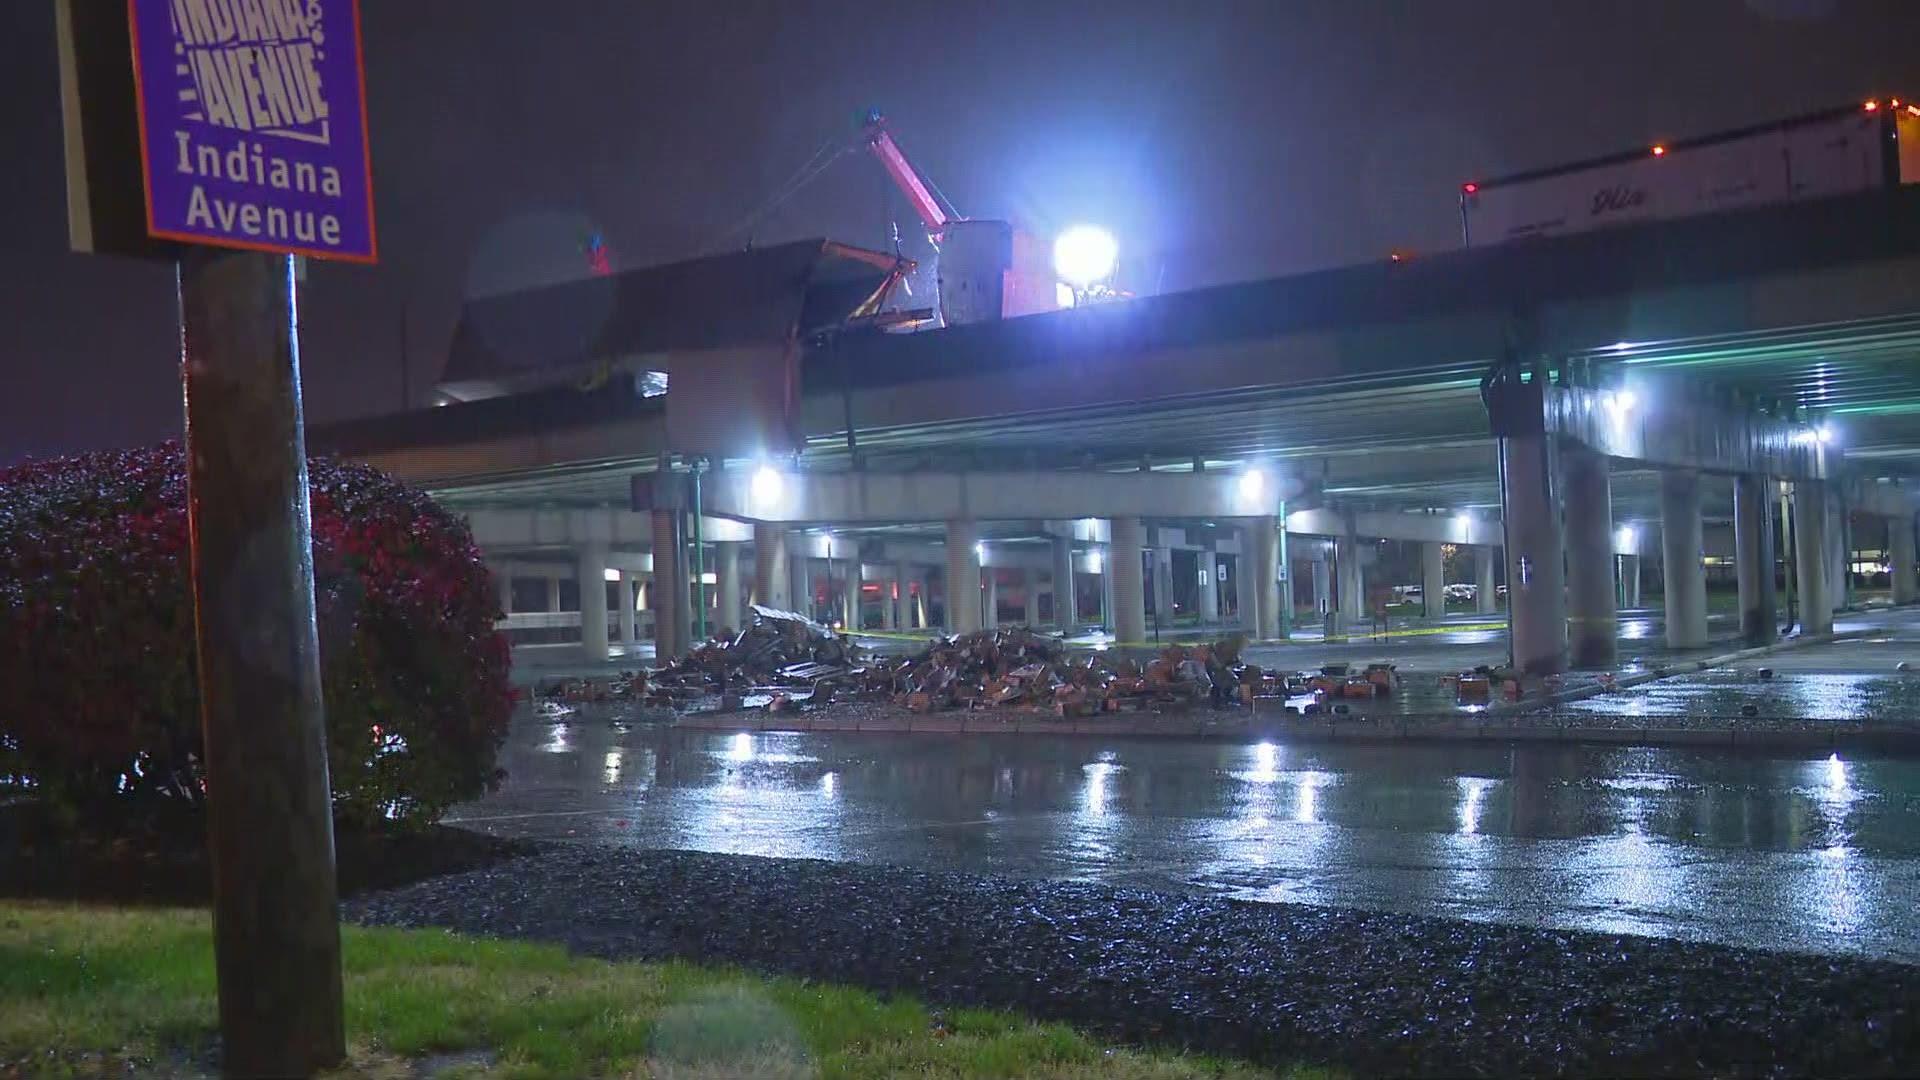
[[181, 246, 346, 1076]]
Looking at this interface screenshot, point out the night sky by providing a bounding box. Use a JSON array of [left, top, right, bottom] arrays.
[[3, 0, 1916, 464]]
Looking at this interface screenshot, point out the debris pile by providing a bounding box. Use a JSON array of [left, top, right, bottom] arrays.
[[643, 605, 865, 707], [859, 628, 1350, 717]]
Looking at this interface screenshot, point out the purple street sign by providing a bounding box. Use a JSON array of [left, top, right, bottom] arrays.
[[128, 0, 377, 262]]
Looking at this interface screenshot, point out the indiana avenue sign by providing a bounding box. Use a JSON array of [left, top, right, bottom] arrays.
[[129, 0, 376, 261]]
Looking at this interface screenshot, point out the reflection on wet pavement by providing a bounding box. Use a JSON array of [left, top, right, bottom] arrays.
[[1554, 608, 1920, 726], [455, 719, 1920, 962]]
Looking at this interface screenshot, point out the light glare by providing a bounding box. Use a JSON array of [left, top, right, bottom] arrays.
[[1053, 225, 1119, 288], [750, 464, 784, 504]]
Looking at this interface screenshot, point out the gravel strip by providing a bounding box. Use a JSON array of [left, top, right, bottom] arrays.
[[345, 845, 1919, 1077]]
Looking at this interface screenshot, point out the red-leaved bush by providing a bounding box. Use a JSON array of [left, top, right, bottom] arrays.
[[0, 443, 512, 829]]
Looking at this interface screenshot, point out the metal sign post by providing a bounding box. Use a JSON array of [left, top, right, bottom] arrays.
[[60, 2, 378, 1073]]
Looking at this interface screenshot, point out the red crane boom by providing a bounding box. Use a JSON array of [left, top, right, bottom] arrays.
[[861, 111, 951, 240]]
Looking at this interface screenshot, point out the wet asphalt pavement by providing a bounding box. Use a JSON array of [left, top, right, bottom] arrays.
[[453, 718, 1920, 963]]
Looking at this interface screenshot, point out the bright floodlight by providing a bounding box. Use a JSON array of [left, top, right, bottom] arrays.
[[1238, 468, 1267, 502], [974, 541, 986, 561], [1617, 525, 1637, 551], [1817, 425, 1836, 445], [1087, 549, 1103, 574], [1053, 225, 1118, 288], [750, 464, 784, 504]]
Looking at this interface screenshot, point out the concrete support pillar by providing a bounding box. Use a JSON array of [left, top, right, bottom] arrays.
[[1622, 554, 1642, 608], [577, 544, 609, 662], [1018, 567, 1034, 623], [1098, 548, 1115, 632], [984, 570, 999, 627], [1235, 529, 1258, 634], [619, 577, 638, 644], [652, 512, 689, 658], [1892, 514, 1918, 605], [1474, 546, 1498, 614], [1311, 555, 1332, 617], [842, 558, 859, 631], [1497, 432, 1567, 675], [879, 566, 897, 630], [495, 569, 512, 618], [1153, 537, 1175, 622], [1659, 469, 1709, 650], [946, 520, 982, 633], [1421, 542, 1447, 620], [1335, 534, 1365, 631], [1820, 495, 1850, 607], [545, 576, 562, 612], [895, 562, 913, 629], [1827, 496, 1847, 611], [752, 524, 788, 612], [1794, 481, 1833, 635], [1198, 548, 1221, 624], [1052, 536, 1076, 629], [1733, 474, 1779, 645], [1251, 520, 1280, 640], [1110, 517, 1147, 644], [716, 542, 742, 630], [1562, 443, 1617, 668]]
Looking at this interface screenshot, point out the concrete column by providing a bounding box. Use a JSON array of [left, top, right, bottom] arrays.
[[1311, 555, 1332, 616], [914, 573, 929, 630], [1152, 537, 1175, 622], [619, 577, 638, 644], [1733, 474, 1779, 644], [716, 541, 742, 630], [1235, 532, 1257, 634], [672, 527, 693, 653], [495, 569, 512, 618], [1659, 469, 1709, 650], [842, 557, 859, 630], [1335, 534, 1365, 631], [1892, 514, 1918, 605], [651, 512, 686, 658], [984, 570, 999, 627], [1052, 536, 1076, 629], [1827, 494, 1847, 611], [1498, 432, 1567, 675], [895, 562, 913, 629], [545, 576, 562, 612], [879, 566, 897, 630], [1794, 481, 1833, 635], [577, 544, 609, 662], [1562, 443, 1617, 668], [1622, 554, 1642, 608], [752, 524, 788, 611], [1251, 520, 1280, 640], [946, 520, 982, 633], [1198, 548, 1221, 624], [1098, 547, 1115, 632], [1421, 542, 1447, 621], [1110, 517, 1147, 644], [1474, 546, 1498, 614]]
